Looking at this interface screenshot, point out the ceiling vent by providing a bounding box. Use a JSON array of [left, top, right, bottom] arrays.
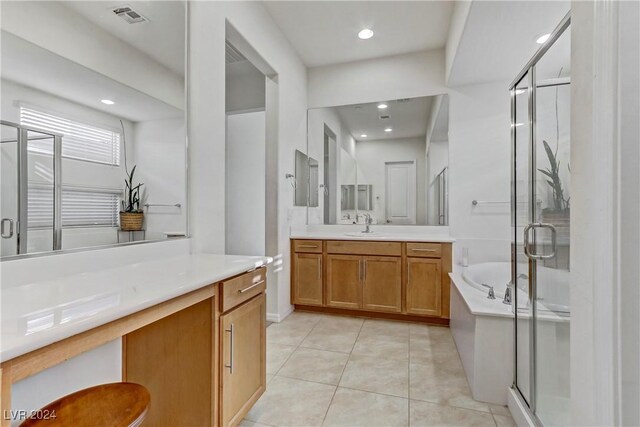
[[379, 115, 390, 120], [113, 6, 148, 24], [225, 41, 247, 64], [396, 98, 412, 103]]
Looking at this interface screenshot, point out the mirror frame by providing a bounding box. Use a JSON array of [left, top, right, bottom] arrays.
[[0, 1, 190, 261]]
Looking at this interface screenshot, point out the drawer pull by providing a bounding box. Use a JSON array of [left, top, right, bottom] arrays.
[[411, 248, 437, 252], [225, 323, 234, 374], [298, 244, 318, 248], [238, 280, 265, 294]]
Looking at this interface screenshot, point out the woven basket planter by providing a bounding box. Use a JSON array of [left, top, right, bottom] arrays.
[[120, 212, 144, 231]]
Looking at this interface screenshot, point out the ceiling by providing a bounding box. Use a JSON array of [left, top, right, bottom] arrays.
[[263, 1, 454, 67], [1, 32, 183, 122], [448, 1, 570, 86], [333, 96, 434, 142], [62, 1, 185, 76]]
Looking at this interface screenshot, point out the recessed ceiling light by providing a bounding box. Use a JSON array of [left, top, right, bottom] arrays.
[[536, 33, 551, 44], [101, 99, 115, 105], [377, 103, 388, 109], [384, 127, 393, 132], [515, 89, 526, 95], [360, 134, 368, 138], [358, 28, 374, 40]]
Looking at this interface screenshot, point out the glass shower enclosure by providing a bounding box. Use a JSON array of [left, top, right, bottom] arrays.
[[510, 13, 571, 426], [0, 120, 62, 257]]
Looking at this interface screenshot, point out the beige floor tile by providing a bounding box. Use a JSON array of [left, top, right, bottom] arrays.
[[323, 388, 409, 427], [267, 321, 314, 346], [409, 335, 461, 368], [315, 315, 365, 332], [340, 354, 409, 398], [352, 333, 409, 361], [493, 414, 516, 427], [409, 324, 452, 340], [282, 311, 325, 327], [266, 374, 274, 384], [410, 400, 496, 427], [246, 376, 336, 426], [266, 343, 297, 374], [301, 328, 361, 353], [239, 420, 273, 427], [489, 404, 511, 416], [278, 347, 349, 385], [410, 363, 490, 413], [359, 319, 410, 339]]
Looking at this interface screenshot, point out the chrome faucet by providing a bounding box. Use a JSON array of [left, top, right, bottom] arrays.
[[362, 213, 373, 233], [481, 283, 496, 300], [503, 283, 512, 305]]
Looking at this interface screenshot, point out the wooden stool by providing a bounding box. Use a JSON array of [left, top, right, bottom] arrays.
[[20, 382, 150, 427]]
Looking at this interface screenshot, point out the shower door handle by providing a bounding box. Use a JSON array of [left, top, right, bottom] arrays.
[[523, 222, 557, 260], [1, 218, 14, 238]]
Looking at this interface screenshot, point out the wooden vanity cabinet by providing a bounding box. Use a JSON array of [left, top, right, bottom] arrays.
[[406, 257, 442, 316], [219, 268, 267, 427], [362, 256, 402, 313], [326, 254, 362, 309], [291, 239, 452, 323]]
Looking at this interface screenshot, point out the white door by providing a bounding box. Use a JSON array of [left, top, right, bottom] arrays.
[[385, 161, 416, 224]]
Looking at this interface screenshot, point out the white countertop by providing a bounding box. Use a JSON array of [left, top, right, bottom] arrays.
[[290, 225, 455, 242], [0, 254, 271, 362]]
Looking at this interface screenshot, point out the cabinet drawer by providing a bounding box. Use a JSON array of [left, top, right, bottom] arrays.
[[221, 268, 266, 312], [327, 240, 401, 256], [406, 242, 442, 258], [293, 239, 323, 253]]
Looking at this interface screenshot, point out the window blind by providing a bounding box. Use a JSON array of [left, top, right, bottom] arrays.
[[28, 185, 121, 228], [20, 107, 121, 166]]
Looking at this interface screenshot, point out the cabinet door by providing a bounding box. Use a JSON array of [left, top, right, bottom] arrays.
[[326, 255, 362, 309], [406, 257, 442, 316], [362, 256, 402, 313], [293, 253, 323, 306], [220, 293, 266, 427]]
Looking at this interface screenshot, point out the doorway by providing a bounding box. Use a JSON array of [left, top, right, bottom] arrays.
[[384, 160, 416, 224]]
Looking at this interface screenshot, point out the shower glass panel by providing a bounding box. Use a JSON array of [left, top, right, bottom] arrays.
[[1, 124, 19, 257], [26, 130, 56, 254], [511, 12, 570, 427]]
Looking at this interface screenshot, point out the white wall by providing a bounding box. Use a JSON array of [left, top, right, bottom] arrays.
[[448, 82, 512, 264], [225, 111, 266, 256], [356, 137, 427, 225], [308, 49, 446, 108], [189, 1, 307, 320], [133, 117, 187, 241]]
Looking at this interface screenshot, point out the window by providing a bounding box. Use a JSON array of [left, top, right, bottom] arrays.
[[20, 106, 121, 166], [28, 185, 121, 228]]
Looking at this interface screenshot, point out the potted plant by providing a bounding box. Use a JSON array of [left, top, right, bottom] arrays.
[[120, 165, 145, 231], [538, 139, 570, 240]]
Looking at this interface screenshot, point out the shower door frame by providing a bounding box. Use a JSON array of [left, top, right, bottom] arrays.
[[509, 12, 571, 426], [1, 120, 63, 254]]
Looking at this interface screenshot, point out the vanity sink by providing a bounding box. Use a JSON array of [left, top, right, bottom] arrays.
[[344, 232, 386, 238]]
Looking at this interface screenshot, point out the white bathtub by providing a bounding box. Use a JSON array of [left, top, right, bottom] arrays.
[[450, 261, 570, 407], [461, 262, 570, 314]]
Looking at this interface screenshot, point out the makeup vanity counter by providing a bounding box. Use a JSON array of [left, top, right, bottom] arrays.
[[290, 227, 455, 324], [1, 254, 271, 427]]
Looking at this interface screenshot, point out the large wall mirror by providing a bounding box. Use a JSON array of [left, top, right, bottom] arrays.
[[305, 95, 449, 226], [0, 1, 187, 259]]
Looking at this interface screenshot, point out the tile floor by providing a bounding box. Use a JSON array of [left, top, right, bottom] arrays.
[[243, 311, 516, 427]]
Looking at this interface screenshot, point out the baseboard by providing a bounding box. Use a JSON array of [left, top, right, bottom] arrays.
[[266, 305, 294, 323], [508, 386, 536, 427], [294, 305, 450, 325]]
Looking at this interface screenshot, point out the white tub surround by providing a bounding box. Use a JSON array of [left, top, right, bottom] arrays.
[[1, 254, 271, 362], [290, 225, 455, 242]]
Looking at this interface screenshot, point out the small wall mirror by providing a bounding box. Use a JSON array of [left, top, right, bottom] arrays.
[[306, 94, 449, 225], [0, 1, 188, 258]]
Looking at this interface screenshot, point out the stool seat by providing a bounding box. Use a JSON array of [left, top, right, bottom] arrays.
[[20, 382, 150, 427]]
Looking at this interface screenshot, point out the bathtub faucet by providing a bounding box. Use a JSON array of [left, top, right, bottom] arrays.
[[503, 284, 512, 305], [481, 283, 496, 300]]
